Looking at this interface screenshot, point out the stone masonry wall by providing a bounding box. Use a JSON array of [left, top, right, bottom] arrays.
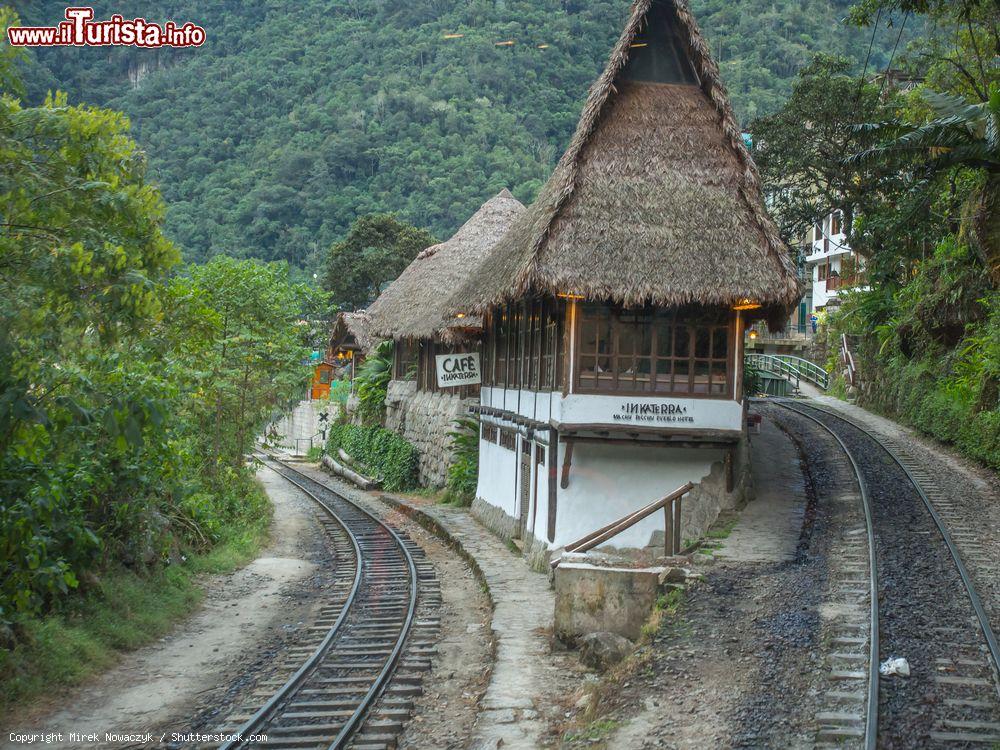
[[384, 380, 478, 488]]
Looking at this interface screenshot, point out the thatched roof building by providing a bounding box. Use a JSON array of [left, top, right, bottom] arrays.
[[457, 0, 800, 319], [329, 310, 373, 356], [366, 189, 525, 343]]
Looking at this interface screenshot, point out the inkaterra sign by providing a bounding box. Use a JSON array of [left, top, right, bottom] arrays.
[[436, 352, 481, 388], [612, 401, 695, 425]]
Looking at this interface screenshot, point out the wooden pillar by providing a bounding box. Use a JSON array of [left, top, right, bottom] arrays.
[[548, 431, 558, 543], [664, 504, 673, 559], [560, 438, 574, 489]]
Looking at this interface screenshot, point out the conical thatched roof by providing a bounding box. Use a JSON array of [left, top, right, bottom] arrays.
[[366, 189, 526, 342], [458, 0, 800, 315]]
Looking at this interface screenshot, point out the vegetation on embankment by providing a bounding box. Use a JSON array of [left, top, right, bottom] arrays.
[[0, 10, 328, 687], [0, 481, 271, 713], [826, 242, 1000, 470], [327, 423, 420, 492], [751, 0, 999, 472]]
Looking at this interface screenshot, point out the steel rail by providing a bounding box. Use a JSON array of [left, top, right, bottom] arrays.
[[274, 459, 420, 748], [218, 452, 364, 750], [784, 402, 1000, 703], [220, 451, 419, 750], [775, 401, 880, 750]]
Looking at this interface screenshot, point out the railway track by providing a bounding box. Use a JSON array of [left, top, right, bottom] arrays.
[[212, 453, 440, 750], [778, 401, 1000, 747]]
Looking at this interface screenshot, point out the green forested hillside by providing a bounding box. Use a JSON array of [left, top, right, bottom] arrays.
[[14, 0, 909, 269]]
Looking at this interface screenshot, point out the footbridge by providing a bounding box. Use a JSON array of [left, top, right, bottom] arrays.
[[746, 353, 830, 392]]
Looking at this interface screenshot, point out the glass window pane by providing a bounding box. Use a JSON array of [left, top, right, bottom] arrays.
[[693, 360, 710, 393], [675, 326, 689, 358], [656, 320, 674, 358], [673, 360, 690, 392], [634, 358, 652, 391], [695, 328, 711, 358], [712, 327, 728, 359]]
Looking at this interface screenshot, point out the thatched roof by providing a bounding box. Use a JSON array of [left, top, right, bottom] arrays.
[[330, 310, 373, 353], [366, 189, 526, 342], [457, 0, 800, 316]]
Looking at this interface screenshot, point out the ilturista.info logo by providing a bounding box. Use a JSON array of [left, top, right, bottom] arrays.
[[7, 7, 206, 48]]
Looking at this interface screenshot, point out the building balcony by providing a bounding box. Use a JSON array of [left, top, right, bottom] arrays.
[[806, 235, 852, 263]]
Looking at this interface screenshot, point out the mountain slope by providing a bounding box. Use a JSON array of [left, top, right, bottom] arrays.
[[15, 0, 910, 269]]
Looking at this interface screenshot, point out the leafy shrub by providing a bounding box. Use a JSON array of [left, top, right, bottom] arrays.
[[327, 423, 418, 492], [443, 417, 479, 506], [825, 237, 999, 471], [353, 341, 392, 426], [743, 360, 762, 396], [329, 378, 352, 407]]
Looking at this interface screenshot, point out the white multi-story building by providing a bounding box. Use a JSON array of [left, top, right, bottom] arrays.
[[805, 210, 866, 310]]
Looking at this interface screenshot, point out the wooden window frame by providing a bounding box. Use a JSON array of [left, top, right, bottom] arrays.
[[499, 429, 517, 451], [573, 304, 736, 399]]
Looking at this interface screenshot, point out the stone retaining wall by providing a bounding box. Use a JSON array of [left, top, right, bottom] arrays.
[[267, 399, 337, 455], [384, 380, 477, 488]]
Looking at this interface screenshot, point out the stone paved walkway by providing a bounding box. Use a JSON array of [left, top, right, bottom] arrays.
[[715, 412, 806, 563], [376, 496, 558, 750]]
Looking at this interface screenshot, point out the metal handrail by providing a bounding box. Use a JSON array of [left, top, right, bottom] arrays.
[[746, 353, 830, 391]]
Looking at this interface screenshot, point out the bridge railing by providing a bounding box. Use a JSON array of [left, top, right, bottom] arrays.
[[746, 353, 830, 391]]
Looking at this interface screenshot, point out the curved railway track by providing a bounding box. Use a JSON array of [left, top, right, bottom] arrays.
[[778, 401, 1000, 748], [214, 453, 439, 750]]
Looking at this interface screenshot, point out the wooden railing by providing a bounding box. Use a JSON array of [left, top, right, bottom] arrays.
[[551, 482, 694, 568], [746, 353, 830, 391]]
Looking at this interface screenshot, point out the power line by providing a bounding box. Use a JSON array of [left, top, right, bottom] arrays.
[[878, 11, 911, 101]]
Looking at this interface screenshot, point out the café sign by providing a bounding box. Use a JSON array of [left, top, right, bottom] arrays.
[[436, 352, 481, 388]]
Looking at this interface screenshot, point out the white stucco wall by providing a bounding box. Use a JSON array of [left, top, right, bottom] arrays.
[[477, 436, 518, 519], [550, 441, 724, 549], [476, 387, 744, 551]]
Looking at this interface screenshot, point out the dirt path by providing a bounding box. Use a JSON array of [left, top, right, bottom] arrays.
[[2, 467, 329, 749]]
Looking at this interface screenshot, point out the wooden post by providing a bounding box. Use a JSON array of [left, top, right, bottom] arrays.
[[560, 439, 574, 489], [664, 504, 673, 559], [673, 497, 682, 555]]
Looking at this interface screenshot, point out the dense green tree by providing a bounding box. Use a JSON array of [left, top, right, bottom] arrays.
[[750, 55, 897, 246], [0, 28, 322, 627], [325, 214, 435, 311], [852, 85, 1000, 285], [13, 0, 912, 270]]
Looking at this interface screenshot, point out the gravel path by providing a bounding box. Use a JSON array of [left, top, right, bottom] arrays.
[[601, 408, 831, 749]]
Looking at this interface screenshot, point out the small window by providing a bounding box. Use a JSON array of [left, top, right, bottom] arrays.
[[499, 430, 517, 451]]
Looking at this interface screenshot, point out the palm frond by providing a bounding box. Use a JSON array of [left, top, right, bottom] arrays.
[[922, 89, 986, 123]]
